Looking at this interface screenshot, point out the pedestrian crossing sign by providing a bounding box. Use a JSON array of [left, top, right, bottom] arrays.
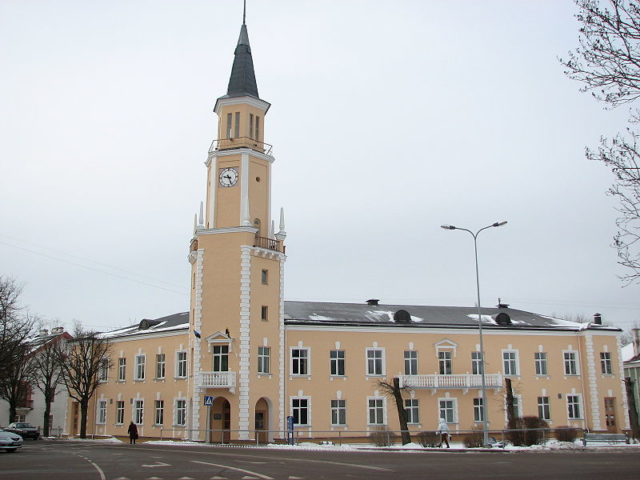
[[204, 395, 214, 406]]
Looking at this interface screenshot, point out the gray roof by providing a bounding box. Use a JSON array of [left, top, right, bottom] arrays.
[[224, 24, 259, 99], [100, 312, 189, 339]]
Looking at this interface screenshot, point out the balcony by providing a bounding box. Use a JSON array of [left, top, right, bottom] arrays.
[[209, 137, 273, 155], [254, 235, 285, 254], [196, 371, 236, 391], [397, 373, 503, 389]]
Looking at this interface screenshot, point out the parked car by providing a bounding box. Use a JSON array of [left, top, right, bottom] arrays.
[[0, 429, 23, 452], [5, 422, 39, 440]]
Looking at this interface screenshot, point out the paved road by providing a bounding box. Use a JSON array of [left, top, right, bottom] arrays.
[[1, 440, 640, 480]]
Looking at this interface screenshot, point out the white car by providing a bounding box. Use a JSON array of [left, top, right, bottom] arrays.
[[0, 429, 23, 453]]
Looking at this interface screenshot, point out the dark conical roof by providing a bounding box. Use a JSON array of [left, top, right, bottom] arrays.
[[226, 24, 259, 98]]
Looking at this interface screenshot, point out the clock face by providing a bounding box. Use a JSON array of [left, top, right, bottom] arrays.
[[219, 167, 238, 187]]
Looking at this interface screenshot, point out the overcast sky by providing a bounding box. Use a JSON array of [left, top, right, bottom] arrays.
[[1, 0, 638, 334]]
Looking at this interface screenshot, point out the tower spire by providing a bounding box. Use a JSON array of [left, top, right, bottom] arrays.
[[243, 0, 246, 25]]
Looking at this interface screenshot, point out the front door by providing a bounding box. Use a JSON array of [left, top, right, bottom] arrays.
[[604, 397, 617, 432]]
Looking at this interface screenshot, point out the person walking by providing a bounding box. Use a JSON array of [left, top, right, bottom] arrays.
[[437, 417, 450, 448], [127, 421, 138, 445]]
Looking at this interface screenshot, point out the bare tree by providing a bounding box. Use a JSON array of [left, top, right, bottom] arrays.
[[378, 378, 411, 445], [56, 327, 110, 438], [561, 0, 640, 283]]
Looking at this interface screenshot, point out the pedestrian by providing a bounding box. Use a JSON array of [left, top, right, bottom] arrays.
[[127, 421, 138, 445], [437, 417, 450, 448]]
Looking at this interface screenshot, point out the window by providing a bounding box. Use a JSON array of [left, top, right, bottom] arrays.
[[330, 350, 345, 376], [234, 112, 240, 138], [226, 113, 232, 138], [99, 359, 108, 382], [261, 269, 268, 285], [213, 345, 229, 372], [471, 352, 483, 375], [135, 355, 146, 381], [291, 398, 309, 425], [512, 396, 521, 419], [258, 346, 270, 374], [175, 399, 187, 426], [535, 352, 548, 376], [368, 398, 385, 425], [563, 351, 579, 375], [367, 348, 384, 376], [249, 113, 254, 138], [134, 399, 144, 425], [97, 400, 107, 424], [439, 399, 456, 423], [261, 305, 268, 321], [473, 397, 484, 422], [155, 400, 164, 426], [331, 399, 346, 426], [404, 351, 418, 375], [567, 395, 582, 419], [503, 351, 519, 376], [405, 399, 419, 424], [291, 348, 309, 375], [116, 401, 125, 424], [600, 352, 612, 375], [118, 358, 126, 381], [256, 116, 260, 141], [156, 353, 166, 379], [438, 351, 452, 375], [538, 396, 550, 421], [176, 351, 187, 378]]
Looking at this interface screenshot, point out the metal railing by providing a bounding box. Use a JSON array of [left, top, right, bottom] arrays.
[[253, 235, 285, 253], [209, 137, 273, 155], [397, 373, 503, 389], [196, 371, 236, 389]]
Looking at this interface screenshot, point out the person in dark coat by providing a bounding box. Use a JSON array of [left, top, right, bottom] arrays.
[[127, 421, 138, 444]]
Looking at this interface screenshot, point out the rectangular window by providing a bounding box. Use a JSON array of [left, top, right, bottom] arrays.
[[249, 113, 254, 138], [600, 352, 612, 375], [175, 399, 187, 426], [226, 113, 232, 138], [258, 346, 270, 374], [255, 116, 260, 141], [563, 351, 578, 375], [99, 359, 109, 382], [438, 351, 452, 375], [330, 350, 345, 376], [368, 398, 385, 425], [538, 396, 550, 421], [156, 353, 165, 379], [155, 400, 164, 426], [176, 351, 187, 378], [439, 399, 456, 424], [473, 397, 484, 422], [405, 399, 419, 424], [135, 355, 146, 381], [118, 358, 126, 381], [512, 396, 521, 418], [567, 395, 582, 419], [367, 348, 384, 376], [404, 351, 418, 375], [291, 348, 309, 375], [97, 400, 107, 424], [116, 401, 125, 424], [134, 399, 144, 425], [261, 305, 268, 321], [213, 345, 229, 372], [535, 352, 548, 376], [503, 351, 518, 376], [234, 112, 240, 138], [331, 399, 346, 426], [292, 398, 309, 425], [471, 351, 483, 375], [261, 269, 268, 285]]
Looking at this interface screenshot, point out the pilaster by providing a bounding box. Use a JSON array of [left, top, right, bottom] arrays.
[[238, 245, 252, 439], [585, 334, 602, 430]]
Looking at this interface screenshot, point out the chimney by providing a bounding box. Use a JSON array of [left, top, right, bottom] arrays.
[[39, 328, 49, 336], [593, 313, 602, 325], [633, 328, 640, 356], [366, 299, 380, 306], [51, 327, 64, 335]]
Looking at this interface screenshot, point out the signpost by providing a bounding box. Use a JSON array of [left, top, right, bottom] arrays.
[[287, 415, 295, 445]]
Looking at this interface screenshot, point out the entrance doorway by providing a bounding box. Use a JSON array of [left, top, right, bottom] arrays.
[[210, 397, 231, 443], [255, 398, 270, 444], [605, 397, 617, 432]]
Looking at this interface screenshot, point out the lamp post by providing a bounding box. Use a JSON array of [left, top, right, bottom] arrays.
[[440, 221, 507, 447]]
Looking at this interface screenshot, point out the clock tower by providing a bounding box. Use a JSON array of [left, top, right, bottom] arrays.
[[188, 15, 286, 442]]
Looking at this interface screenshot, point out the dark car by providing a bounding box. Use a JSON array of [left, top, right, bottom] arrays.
[[0, 429, 23, 452], [5, 422, 39, 440]]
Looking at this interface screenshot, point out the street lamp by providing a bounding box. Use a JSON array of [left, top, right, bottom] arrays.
[[440, 220, 507, 447]]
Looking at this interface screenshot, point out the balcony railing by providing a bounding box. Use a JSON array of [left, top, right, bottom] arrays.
[[254, 235, 285, 254], [209, 137, 273, 156], [196, 371, 236, 389], [397, 373, 503, 389]]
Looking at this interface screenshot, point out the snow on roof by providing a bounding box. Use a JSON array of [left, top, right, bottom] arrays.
[[622, 343, 636, 362]]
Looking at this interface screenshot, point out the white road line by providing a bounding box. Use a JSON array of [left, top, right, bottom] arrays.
[[77, 455, 107, 480], [192, 460, 274, 480], [142, 461, 171, 468]]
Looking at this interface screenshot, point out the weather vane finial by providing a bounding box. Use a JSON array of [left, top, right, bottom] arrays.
[[243, 0, 246, 25]]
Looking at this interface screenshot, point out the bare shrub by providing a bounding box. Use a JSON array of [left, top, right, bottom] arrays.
[[369, 428, 394, 447], [463, 427, 484, 448], [554, 427, 579, 443], [417, 430, 439, 447]]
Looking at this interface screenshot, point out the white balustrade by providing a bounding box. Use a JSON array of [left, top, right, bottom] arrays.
[[197, 371, 236, 389], [397, 373, 503, 389]]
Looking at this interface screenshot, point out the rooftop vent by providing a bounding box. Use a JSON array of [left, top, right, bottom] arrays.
[[51, 327, 64, 335], [593, 313, 602, 325], [366, 299, 380, 306], [394, 309, 412, 324], [39, 328, 49, 336], [494, 312, 512, 326], [139, 319, 161, 330]]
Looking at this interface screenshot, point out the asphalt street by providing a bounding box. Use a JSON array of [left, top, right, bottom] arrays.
[[1, 440, 640, 480]]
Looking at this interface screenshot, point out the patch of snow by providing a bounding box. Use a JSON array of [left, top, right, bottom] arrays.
[[67, 436, 124, 443], [308, 314, 335, 321], [410, 316, 424, 322], [467, 314, 497, 325], [144, 440, 204, 446], [622, 343, 635, 362]]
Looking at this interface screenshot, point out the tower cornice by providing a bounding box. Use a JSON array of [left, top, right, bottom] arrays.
[[205, 147, 274, 167], [214, 95, 271, 115]]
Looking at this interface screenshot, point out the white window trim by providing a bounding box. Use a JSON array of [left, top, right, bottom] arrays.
[[258, 346, 271, 375], [567, 394, 583, 420], [330, 399, 347, 426], [154, 399, 164, 426], [600, 352, 613, 375], [404, 398, 420, 425], [175, 350, 188, 378], [96, 399, 107, 424], [562, 350, 580, 376], [134, 354, 146, 381], [537, 396, 551, 421], [290, 396, 311, 426], [501, 349, 520, 376], [404, 350, 418, 376], [438, 397, 458, 424], [174, 398, 187, 427], [115, 400, 125, 425], [330, 349, 346, 377], [365, 347, 386, 377], [117, 358, 126, 382], [367, 396, 387, 426], [534, 352, 548, 377], [133, 399, 144, 425], [290, 347, 311, 376]]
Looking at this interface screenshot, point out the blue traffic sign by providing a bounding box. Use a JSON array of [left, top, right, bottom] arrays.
[[204, 395, 214, 406]]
